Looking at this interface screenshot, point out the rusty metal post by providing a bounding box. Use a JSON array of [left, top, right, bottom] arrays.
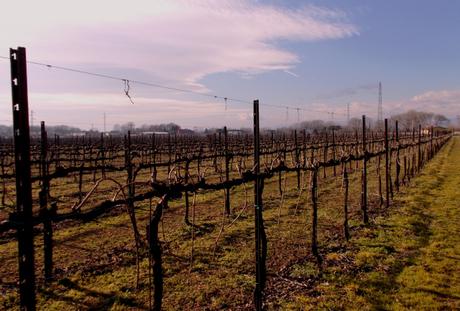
[[10, 47, 36, 310]]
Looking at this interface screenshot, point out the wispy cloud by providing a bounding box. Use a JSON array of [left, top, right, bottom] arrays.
[[0, 0, 357, 91], [283, 70, 300, 78]]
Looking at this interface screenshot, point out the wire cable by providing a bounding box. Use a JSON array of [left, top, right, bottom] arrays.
[[0, 55, 347, 116]]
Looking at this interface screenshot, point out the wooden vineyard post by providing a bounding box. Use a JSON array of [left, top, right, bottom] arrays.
[[126, 131, 134, 199], [332, 129, 337, 177], [294, 130, 301, 189], [40, 122, 54, 282], [311, 168, 321, 262], [10, 46, 36, 310], [395, 121, 400, 192], [323, 132, 328, 179], [377, 155, 384, 207], [78, 144, 85, 203], [271, 131, 274, 150], [303, 129, 307, 169], [167, 133, 171, 174], [174, 132, 178, 167], [278, 133, 285, 197], [418, 124, 422, 171], [197, 144, 202, 179], [384, 119, 390, 208], [343, 168, 350, 241], [55, 134, 60, 169], [361, 115, 369, 224], [253, 100, 266, 311], [389, 127, 394, 200], [430, 126, 434, 160], [224, 126, 231, 216], [403, 155, 407, 185], [355, 130, 359, 170], [184, 159, 191, 225], [152, 134, 157, 181], [430, 126, 434, 159], [100, 133, 106, 178]]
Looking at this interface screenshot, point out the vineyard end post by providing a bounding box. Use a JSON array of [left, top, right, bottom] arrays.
[[10, 46, 36, 310], [253, 99, 263, 311]]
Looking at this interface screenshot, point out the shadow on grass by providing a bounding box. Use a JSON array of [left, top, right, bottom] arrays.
[[39, 278, 148, 310], [417, 287, 460, 300]]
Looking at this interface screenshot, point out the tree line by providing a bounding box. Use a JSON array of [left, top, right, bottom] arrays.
[[0, 110, 450, 138]]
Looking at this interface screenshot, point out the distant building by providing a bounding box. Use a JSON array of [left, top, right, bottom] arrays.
[[178, 129, 195, 135], [422, 126, 448, 136]]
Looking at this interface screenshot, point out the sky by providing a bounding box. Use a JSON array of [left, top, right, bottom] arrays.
[[0, 0, 459, 130]]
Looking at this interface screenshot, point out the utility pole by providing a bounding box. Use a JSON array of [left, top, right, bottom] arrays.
[[103, 112, 106, 133]]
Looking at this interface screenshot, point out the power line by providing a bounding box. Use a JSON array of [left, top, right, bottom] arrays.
[[0, 55, 250, 104], [0, 55, 347, 117]]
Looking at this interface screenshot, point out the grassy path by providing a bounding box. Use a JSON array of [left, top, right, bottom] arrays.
[[283, 136, 460, 310], [384, 135, 460, 309]]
